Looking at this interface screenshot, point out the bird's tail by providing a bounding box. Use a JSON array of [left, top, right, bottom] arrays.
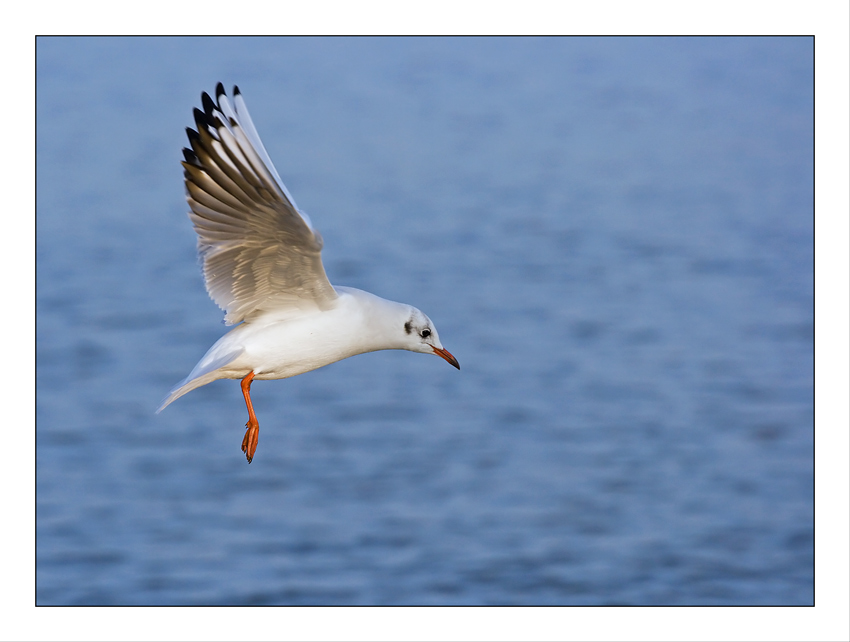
[[156, 347, 244, 413]]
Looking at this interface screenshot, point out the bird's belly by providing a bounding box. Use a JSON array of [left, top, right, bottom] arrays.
[[237, 315, 368, 380]]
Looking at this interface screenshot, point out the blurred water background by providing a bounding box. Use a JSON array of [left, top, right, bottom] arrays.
[[36, 36, 813, 605]]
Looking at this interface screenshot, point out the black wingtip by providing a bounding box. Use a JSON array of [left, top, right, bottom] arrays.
[[185, 127, 200, 143], [182, 147, 199, 164], [233, 85, 241, 97], [215, 82, 226, 98], [193, 107, 213, 131], [201, 91, 216, 116]]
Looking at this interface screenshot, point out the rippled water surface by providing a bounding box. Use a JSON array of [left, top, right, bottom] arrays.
[[36, 37, 813, 605]]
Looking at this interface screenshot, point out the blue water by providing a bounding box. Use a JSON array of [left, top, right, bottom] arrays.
[[36, 37, 813, 605]]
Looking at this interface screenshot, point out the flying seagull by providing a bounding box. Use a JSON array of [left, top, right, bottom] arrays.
[[157, 83, 459, 463]]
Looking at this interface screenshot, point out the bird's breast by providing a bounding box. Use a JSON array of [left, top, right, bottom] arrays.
[[238, 304, 374, 379]]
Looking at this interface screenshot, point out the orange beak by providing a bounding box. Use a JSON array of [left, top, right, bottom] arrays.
[[432, 346, 460, 370]]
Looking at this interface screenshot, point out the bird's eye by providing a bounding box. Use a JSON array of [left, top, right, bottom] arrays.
[[421, 329, 431, 338]]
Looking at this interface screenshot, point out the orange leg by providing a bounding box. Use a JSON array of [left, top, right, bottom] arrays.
[[240, 371, 259, 463]]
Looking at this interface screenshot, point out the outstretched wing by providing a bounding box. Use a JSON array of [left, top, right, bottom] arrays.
[[182, 83, 337, 325]]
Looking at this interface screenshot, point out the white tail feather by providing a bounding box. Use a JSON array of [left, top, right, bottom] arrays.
[[156, 347, 244, 413]]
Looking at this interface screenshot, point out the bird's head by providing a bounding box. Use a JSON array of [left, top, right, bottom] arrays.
[[400, 307, 460, 369]]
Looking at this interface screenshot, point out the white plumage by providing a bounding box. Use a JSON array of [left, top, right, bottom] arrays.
[[158, 84, 458, 462]]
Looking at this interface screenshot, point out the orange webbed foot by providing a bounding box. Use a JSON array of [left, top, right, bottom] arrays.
[[241, 420, 259, 463], [240, 371, 259, 463]]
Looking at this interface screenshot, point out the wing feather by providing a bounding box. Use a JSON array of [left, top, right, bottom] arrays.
[[182, 84, 337, 325]]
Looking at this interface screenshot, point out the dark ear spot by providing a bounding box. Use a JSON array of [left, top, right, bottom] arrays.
[[404, 320, 412, 334]]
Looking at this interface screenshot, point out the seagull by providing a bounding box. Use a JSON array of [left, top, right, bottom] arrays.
[[157, 83, 459, 463]]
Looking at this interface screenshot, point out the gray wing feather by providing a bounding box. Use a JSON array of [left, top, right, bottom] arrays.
[[183, 84, 337, 325]]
